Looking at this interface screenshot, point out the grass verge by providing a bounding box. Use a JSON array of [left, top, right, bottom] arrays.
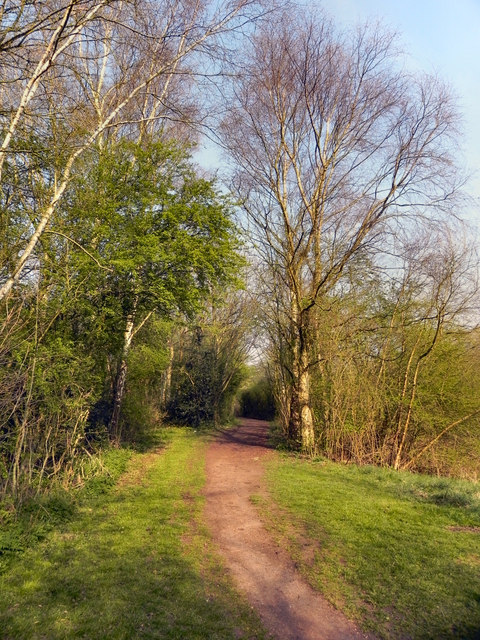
[[262, 455, 480, 639], [0, 427, 268, 639], [0, 447, 134, 572]]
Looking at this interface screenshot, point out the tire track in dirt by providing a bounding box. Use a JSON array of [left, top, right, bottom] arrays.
[[204, 418, 371, 640]]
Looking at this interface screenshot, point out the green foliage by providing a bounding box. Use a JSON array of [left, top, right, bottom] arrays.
[[167, 293, 252, 427], [64, 139, 242, 319], [168, 326, 248, 427], [169, 339, 220, 426], [0, 314, 103, 498], [0, 446, 132, 573], [0, 135, 245, 502], [81, 448, 133, 498], [305, 278, 480, 477], [169, 336, 242, 427], [63, 139, 243, 440], [264, 454, 480, 638], [119, 317, 172, 440]]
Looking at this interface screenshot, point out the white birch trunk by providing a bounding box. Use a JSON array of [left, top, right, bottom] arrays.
[[110, 312, 136, 443]]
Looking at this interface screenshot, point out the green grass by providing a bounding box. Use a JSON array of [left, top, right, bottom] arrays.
[[0, 447, 134, 570], [263, 455, 480, 639], [0, 428, 269, 639]]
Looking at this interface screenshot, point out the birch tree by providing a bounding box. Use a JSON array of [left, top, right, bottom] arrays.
[[221, 12, 464, 451], [0, 0, 264, 301]]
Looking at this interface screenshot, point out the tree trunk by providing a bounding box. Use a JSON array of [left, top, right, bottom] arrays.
[[160, 341, 174, 410], [393, 359, 421, 470], [110, 312, 136, 443], [288, 304, 315, 453], [288, 357, 315, 452], [299, 356, 315, 452]]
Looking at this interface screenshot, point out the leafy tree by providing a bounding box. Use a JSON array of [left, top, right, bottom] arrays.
[[0, 137, 243, 499], [60, 138, 243, 440], [0, 0, 263, 300], [168, 292, 254, 427], [239, 372, 276, 420]]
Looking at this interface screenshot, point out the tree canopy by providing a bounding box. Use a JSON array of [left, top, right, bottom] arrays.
[[1, 2, 479, 507]]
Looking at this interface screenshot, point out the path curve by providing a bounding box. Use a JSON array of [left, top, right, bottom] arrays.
[[204, 418, 370, 640]]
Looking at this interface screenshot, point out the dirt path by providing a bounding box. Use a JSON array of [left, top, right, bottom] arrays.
[[204, 418, 370, 640]]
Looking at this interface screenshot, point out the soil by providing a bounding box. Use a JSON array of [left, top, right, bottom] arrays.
[[448, 525, 480, 533], [204, 418, 372, 640]]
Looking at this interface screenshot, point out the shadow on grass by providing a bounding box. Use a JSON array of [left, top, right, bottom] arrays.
[[265, 457, 480, 639], [0, 430, 267, 640]]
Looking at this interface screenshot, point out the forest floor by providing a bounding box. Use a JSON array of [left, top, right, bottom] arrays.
[[205, 418, 370, 640]]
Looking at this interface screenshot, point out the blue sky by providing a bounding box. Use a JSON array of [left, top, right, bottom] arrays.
[[319, 0, 480, 201], [197, 0, 480, 208]]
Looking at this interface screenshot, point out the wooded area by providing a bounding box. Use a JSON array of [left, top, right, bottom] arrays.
[[1, 0, 479, 511]]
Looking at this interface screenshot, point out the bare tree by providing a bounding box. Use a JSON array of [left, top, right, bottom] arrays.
[[390, 230, 480, 469], [220, 11, 464, 451], [0, 1, 115, 182]]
